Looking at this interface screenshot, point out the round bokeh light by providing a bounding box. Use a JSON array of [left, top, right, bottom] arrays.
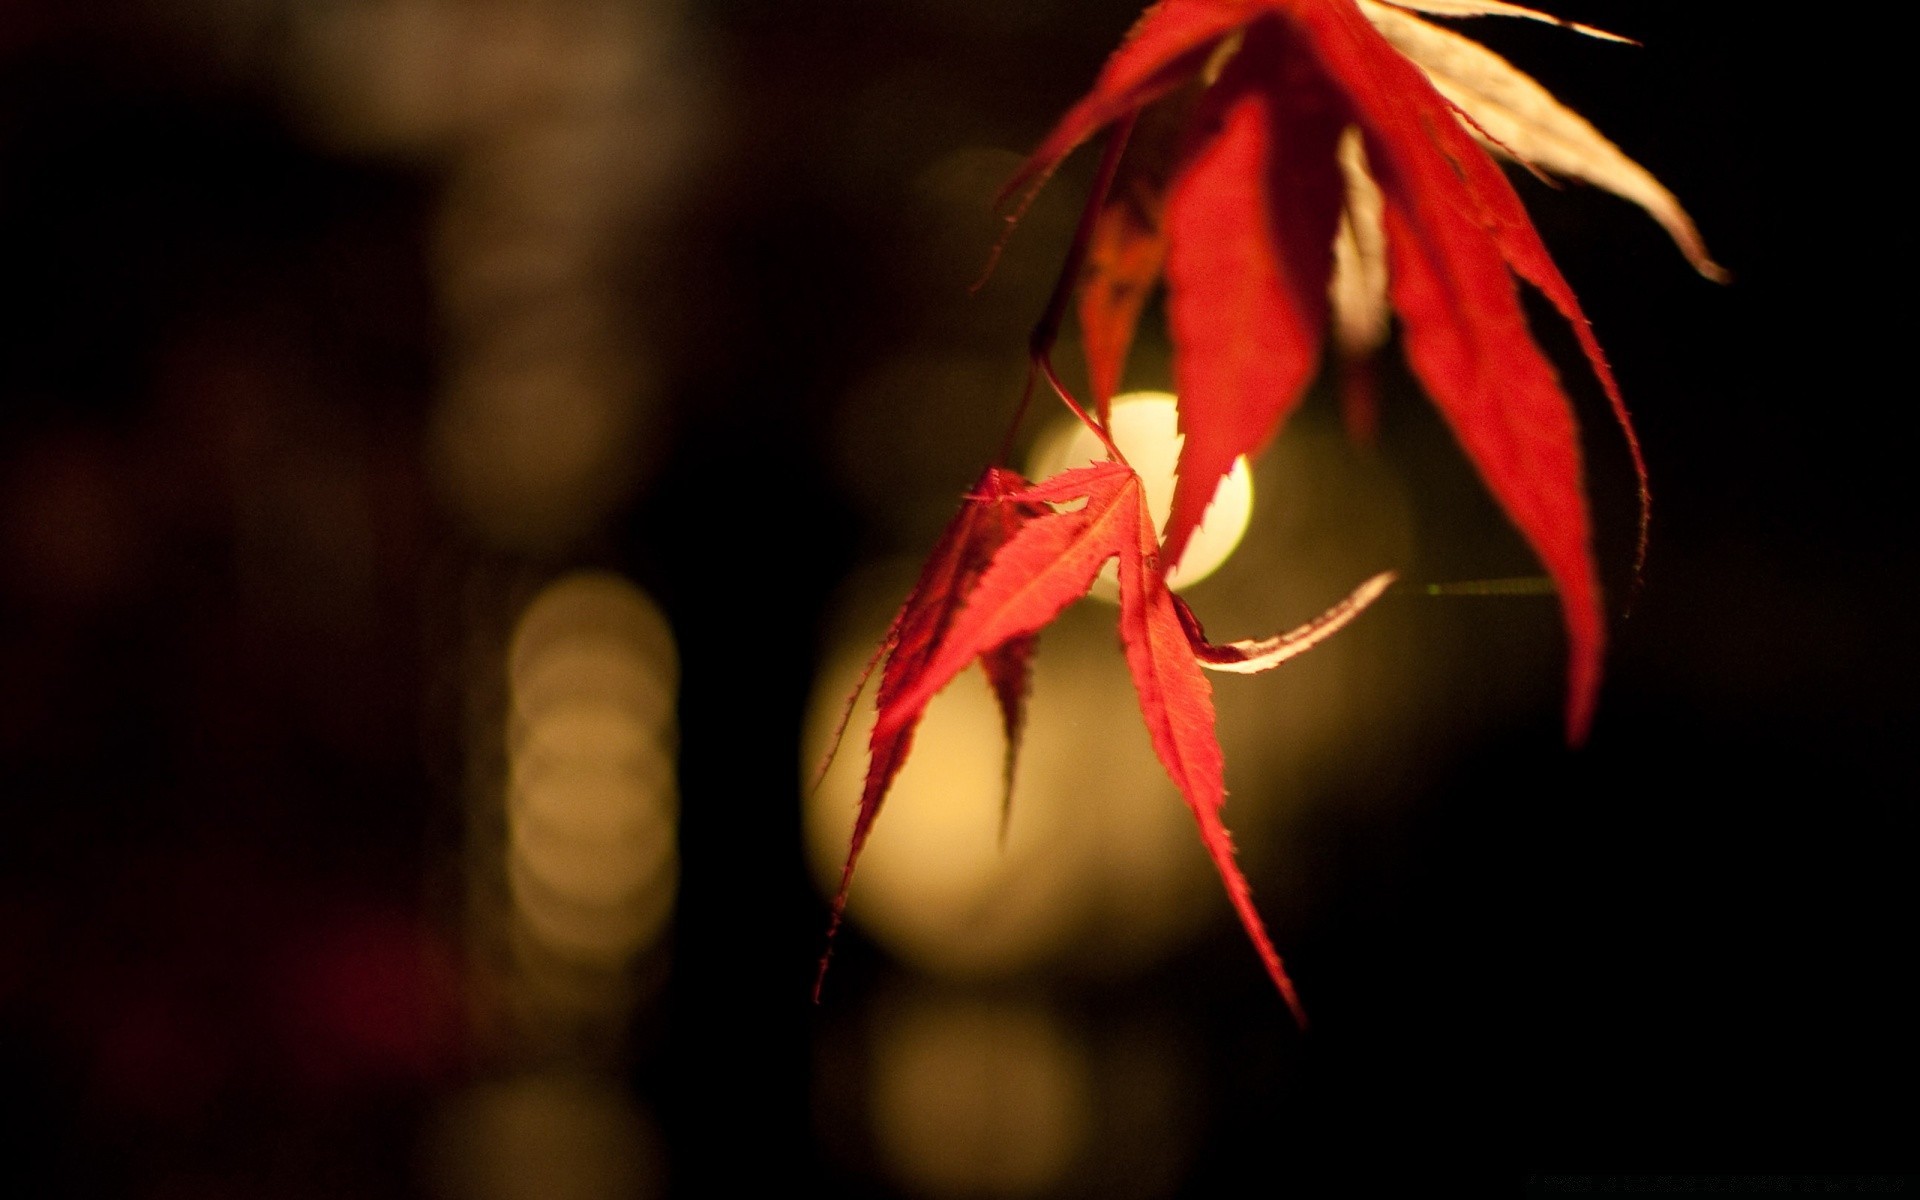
[[1025, 391, 1253, 595]]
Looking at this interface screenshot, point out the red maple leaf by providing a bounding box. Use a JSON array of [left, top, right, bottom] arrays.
[[813, 467, 1045, 998], [822, 456, 1394, 1022], [822, 0, 1714, 1018], [1006, 0, 1719, 741], [870, 463, 1339, 1025]]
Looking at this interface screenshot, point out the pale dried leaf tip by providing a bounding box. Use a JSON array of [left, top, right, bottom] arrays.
[[1190, 571, 1397, 675], [1376, 0, 1636, 44], [1329, 127, 1390, 360], [1361, 2, 1727, 282]]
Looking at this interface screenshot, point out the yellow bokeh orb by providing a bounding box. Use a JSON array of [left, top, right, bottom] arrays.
[[1024, 390, 1253, 595]]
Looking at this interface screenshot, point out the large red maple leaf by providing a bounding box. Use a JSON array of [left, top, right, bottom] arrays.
[[821, 0, 1713, 1019], [1006, 0, 1718, 741]]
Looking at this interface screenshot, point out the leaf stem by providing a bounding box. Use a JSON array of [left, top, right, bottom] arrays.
[[1040, 356, 1127, 465], [996, 116, 1139, 470], [1028, 113, 1137, 371], [993, 360, 1042, 467]]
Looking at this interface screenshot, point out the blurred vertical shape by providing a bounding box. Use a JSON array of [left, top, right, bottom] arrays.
[[503, 570, 679, 1014], [429, 571, 677, 1200], [280, 0, 700, 1187], [286, 0, 701, 552]]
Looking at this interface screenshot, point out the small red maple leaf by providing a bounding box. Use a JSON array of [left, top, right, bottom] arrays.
[[819, 454, 1395, 1023], [812, 466, 1045, 998]]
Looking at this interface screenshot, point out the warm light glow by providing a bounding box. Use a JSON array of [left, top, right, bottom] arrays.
[[1025, 391, 1253, 594], [870, 997, 1092, 1197], [803, 598, 1221, 981], [429, 346, 649, 550], [425, 1074, 664, 1200], [510, 779, 674, 909], [509, 573, 679, 720], [301, 0, 698, 552], [806, 417, 1417, 986], [505, 572, 678, 971], [807, 651, 1083, 976], [507, 848, 677, 968]]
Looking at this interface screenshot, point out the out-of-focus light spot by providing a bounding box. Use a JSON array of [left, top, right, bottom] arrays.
[[287, 0, 686, 156], [502, 920, 638, 1027], [509, 571, 676, 731], [303, 0, 694, 554], [444, 119, 634, 249], [507, 848, 676, 968], [1026, 391, 1253, 594], [429, 345, 649, 550], [285, 0, 469, 152], [505, 573, 677, 974], [804, 595, 1222, 982], [425, 1073, 663, 1200], [509, 789, 673, 911], [809, 649, 1081, 975], [511, 705, 672, 817], [870, 996, 1091, 1198], [511, 648, 674, 739]]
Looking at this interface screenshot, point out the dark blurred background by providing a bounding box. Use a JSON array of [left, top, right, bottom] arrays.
[[0, 1, 1910, 1196]]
